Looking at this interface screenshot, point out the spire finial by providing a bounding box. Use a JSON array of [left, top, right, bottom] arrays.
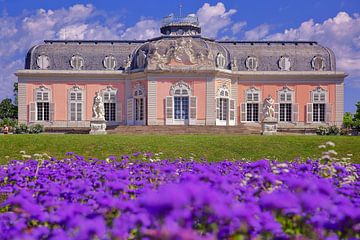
[[179, 4, 183, 17]]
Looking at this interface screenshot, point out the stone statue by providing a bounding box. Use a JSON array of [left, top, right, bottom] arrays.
[[263, 95, 275, 119], [92, 91, 105, 120]]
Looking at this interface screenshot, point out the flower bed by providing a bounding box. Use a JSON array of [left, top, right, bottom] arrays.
[[0, 152, 359, 239]]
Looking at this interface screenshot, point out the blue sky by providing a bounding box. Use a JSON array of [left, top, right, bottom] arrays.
[[0, 0, 359, 112]]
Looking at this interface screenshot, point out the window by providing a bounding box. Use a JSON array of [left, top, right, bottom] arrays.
[[37, 55, 50, 69], [313, 103, 325, 122], [103, 55, 117, 70], [311, 87, 326, 122], [174, 96, 189, 120], [103, 86, 117, 122], [245, 56, 258, 71], [311, 56, 325, 71], [70, 55, 84, 70], [280, 103, 292, 122], [135, 98, 144, 121], [68, 86, 83, 121], [216, 85, 235, 126], [278, 56, 291, 71], [133, 84, 145, 122], [278, 87, 294, 122], [166, 81, 196, 125], [246, 103, 258, 122], [242, 87, 260, 122], [35, 86, 51, 121], [173, 84, 189, 120], [307, 87, 328, 123]]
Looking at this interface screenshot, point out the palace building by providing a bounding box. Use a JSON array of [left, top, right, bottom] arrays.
[[16, 14, 346, 130]]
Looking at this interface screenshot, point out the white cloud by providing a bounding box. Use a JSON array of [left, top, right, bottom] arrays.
[[266, 11, 360, 88], [121, 19, 160, 40], [231, 21, 247, 34], [244, 24, 271, 40], [197, 2, 236, 38]]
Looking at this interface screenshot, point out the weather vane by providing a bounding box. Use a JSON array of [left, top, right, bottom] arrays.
[[179, 4, 183, 17]]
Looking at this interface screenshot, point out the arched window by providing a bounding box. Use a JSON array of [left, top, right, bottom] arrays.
[[30, 85, 53, 122], [102, 86, 118, 122], [245, 56, 258, 71], [278, 56, 291, 71], [68, 86, 84, 121], [37, 55, 50, 69], [307, 86, 329, 123], [165, 81, 196, 125], [278, 86, 297, 122], [103, 55, 117, 70], [311, 56, 325, 71], [216, 84, 235, 126], [241, 87, 260, 122], [70, 55, 84, 70]]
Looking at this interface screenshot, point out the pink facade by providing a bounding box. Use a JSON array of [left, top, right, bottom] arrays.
[[16, 16, 346, 130]]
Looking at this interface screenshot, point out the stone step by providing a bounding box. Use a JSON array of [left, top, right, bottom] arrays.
[[108, 125, 261, 135]]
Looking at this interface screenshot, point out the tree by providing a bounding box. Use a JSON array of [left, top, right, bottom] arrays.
[[353, 101, 360, 122], [0, 98, 17, 119], [343, 112, 353, 129]]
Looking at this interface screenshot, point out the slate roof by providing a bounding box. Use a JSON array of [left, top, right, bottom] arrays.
[[25, 26, 336, 72]]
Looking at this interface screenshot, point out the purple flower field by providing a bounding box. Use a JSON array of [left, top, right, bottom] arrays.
[[0, 151, 359, 239]]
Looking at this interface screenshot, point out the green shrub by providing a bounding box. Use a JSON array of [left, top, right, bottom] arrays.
[[28, 124, 44, 134], [316, 125, 340, 136], [14, 123, 28, 134]]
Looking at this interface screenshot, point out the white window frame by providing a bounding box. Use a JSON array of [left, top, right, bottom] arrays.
[[68, 86, 84, 122], [166, 81, 197, 125], [309, 86, 329, 123], [70, 55, 84, 70], [102, 86, 118, 123], [103, 55, 117, 70], [277, 86, 295, 123], [133, 83, 146, 125], [34, 86, 52, 122], [245, 56, 258, 71], [241, 87, 261, 122], [216, 85, 235, 126]]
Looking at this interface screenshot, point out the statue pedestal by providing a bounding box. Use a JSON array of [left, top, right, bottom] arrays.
[[89, 118, 107, 135], [262, 117, 278, 135]]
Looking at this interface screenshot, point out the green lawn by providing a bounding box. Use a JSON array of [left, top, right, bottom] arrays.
[[0, 134, 359, 164]]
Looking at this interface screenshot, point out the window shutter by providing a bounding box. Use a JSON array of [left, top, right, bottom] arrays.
[[29, 102, 36, 122], [216, 98, 220, 120], [49, 103, 55, 122], [165, 96, 173, 125], [325, 103, 332, 123], [307, 103, 313, 123], [116, 103, 121, 122], [189, 96, 197, 125], [240, 103, 246, 122], [274, 103, 279, 121], [127, 98, 134, 125], [258, 103, 263, 122], [229, 99, 235, 126], [292, 103, 299, 123], [143, 97, 147, 124]]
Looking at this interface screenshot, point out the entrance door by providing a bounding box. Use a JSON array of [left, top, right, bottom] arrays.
[[217, 98, 228, 126], [134, 97, 145, 125], [174, 96, 189, 124]]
